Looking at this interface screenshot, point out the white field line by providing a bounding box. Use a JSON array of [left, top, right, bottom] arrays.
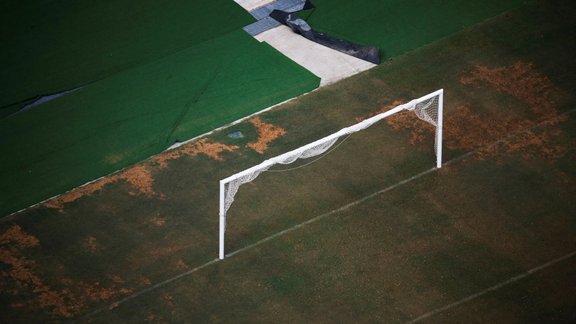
[[78, 107, 576, 321], [405, 250, 576, 323]]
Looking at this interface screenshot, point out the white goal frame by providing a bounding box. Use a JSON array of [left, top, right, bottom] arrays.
[[218, 89, 443, 259]]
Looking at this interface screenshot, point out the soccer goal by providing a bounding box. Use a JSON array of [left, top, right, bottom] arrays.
[[218, 89, 443, 259]]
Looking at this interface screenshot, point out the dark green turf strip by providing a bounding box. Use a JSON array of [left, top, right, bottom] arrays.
[[0, 0, 254, 108], [306, 0, 528, 59], [0, 30, 320, 217]]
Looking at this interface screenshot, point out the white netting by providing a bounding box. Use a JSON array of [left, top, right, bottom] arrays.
[[278, 137, 340, 165], [222, 91, 442, 215], [407, 96, 440, 155], [407, 95, 438, 126], [223, 167, 270, 214], [223, 136, 341, 214]]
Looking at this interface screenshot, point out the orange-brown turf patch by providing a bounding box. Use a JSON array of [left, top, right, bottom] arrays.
[[174, 259, 189, 270], [145, 313, 157, 322], [152, 138, 239, 168], [0, 225, 132, 318], [385, 103, 569, 163], [246, 116, 287, 154], [43, 164, 163, 211], [149, 244, 191, 258], [44, 138, 238, 211], [146, 216, 166, 226], [139, 276, 152, 286], [83, 236, 101, 253], [162, 293, 177, 316], [457, 61, 569, 161], [356, 100, 406, 122], [358, 99, 437, 147], [372, 62, 569, 163], [0, 224, 39, 248], [460, 61, 561, 119]]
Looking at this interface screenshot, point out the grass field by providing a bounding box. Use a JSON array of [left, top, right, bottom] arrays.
[[1, 0, 576, 322], [0, 29, 319, 217], [0, 0, 254, 108], [307, 0, 526, 58], [0, 6, 320, 217]]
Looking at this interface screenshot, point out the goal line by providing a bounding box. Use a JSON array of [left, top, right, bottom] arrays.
[[218, 89, 444, 259]]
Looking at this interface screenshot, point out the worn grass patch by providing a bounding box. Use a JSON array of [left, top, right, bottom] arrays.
[[1, 0, 576, 322]]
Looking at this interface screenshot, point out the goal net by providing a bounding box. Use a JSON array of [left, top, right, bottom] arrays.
[[218, 89, 443, 259]]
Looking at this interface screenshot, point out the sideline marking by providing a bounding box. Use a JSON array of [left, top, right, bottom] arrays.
[[78, 108, 576, 321], [79, 259, 220, 321], [406, 250, 576, 323]]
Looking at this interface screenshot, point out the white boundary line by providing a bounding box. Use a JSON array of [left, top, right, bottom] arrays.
[[405, 250, 576, 323]]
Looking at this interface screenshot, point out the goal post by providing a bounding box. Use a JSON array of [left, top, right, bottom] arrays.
[[219, 89, 444, 259]]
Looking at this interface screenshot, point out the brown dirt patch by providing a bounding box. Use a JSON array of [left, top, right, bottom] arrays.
[[152, 138, 239, 168], [139, 276, 152, 286], [387, 110, 436, 147], [358, 100, 436, 148], [444, 104, 524, 151], [43, 138, 238, 211], [162, 293, 177, 316], [145, 216, 167, 227], [43, 164, 163, 211], [83, 236, 101, 253], [357, 100, 406, 122], [386, 103, 569, 163], [149, 243, 192, 258], [367, 62, 569, 163], [457, 61, 569, 161], [0, 225, 132, 319], [476, 118, 571, 162], [174, 259, 189, 270], [246, 117, 287, 154], [460, 61, 561, 119], [0, 224, 39, 248]]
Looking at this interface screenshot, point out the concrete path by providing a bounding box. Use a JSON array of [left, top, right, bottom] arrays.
[[234, 0, 376, 86]]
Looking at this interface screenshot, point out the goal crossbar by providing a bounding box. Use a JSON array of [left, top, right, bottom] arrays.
[[218, 89, 443, 259]]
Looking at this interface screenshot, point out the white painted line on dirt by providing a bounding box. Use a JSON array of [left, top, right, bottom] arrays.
[[405, 250, 576, 323]]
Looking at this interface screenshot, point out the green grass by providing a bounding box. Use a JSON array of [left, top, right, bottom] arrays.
[[1, 0, 575, 322], [307, 0, 528, 58], [0, 30, 320, 217], [0, 0, 254, 108]]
